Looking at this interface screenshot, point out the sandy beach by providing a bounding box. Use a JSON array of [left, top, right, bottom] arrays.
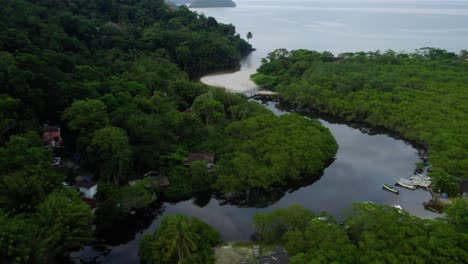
[[200, 68, 258, 93]]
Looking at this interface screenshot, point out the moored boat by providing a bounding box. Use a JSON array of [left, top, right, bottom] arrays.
[[395, 178, 416, 190], [383, 184, 399, 194]]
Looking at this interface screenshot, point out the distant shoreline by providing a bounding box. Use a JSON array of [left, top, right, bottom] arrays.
[[190, 0, 236, 8]]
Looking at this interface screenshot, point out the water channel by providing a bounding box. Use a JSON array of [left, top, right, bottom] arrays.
[[73, 0, 468, 262]]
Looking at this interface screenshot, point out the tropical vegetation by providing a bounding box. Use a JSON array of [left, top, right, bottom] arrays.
[[0, 1, 339, 261], [215, 113, 337, 193], [253, 48, 468, 195], [253, 203, 468, 264], [139, 214, 220, 264]]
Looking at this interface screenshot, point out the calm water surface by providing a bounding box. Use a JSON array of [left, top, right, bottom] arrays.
[[74, 0, 468, 262], [200, 0, 468, 69]]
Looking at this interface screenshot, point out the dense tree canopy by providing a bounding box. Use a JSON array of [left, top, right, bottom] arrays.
[[0, 0, 254, 261], [0, 133, 93, 263], [87, 127, 132, 184], [214, 113, 337, 193], [254, 203, 468, 264], [0, 132, 63, 213], [444, 198, 468, 233], [253, 48, 468, 194], [1, 0, 336, 262], [0, 190, 93, 263], [0, 0, 251, 130], [253, 204, 315, 242]]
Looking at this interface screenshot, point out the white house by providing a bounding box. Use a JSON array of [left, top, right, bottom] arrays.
[[76, 179, 98, 199]]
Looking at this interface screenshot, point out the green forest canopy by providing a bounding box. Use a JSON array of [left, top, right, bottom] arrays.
[[215, 113, 337, 193], [0, 1, 341, 262], [253, 48, 468, 195], [0, 0, 251, 262], [253, 202, 468, 264]]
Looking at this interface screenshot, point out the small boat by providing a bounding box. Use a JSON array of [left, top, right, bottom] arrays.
[[395, 178, 416, 190], [383, 184, 399, 194]]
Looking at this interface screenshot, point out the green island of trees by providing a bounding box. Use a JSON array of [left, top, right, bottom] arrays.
[[253, 48, 468, 195], [0, 0, 339, 262], [215, 113, 337, 193]]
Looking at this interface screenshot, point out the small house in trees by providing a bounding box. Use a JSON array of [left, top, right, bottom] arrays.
[[184, 153, 215, 168], [42, 125, 62, 147], [76, 177, 98, 199]]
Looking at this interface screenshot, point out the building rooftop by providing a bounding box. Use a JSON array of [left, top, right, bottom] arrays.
[[185, 153, 215, 164], [76, 177, 97, 189]]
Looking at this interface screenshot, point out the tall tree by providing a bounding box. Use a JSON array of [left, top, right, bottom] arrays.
[[139, 214, 220, 264], [87, 127, 132, 184], [247, 31, 253, 42], [62, 99, 109, 134]]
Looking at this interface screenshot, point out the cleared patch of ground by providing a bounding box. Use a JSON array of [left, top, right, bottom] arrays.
[[215, 242, 276, 264]]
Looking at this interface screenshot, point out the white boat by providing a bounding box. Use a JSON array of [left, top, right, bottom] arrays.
[[383, 184, 399, 194], [410, 174, 432, 188], [410, 174, 431, 182], [395, 178, 416, 190]]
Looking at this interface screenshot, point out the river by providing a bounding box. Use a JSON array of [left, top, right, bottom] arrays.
[[74, 0, 468, 262]]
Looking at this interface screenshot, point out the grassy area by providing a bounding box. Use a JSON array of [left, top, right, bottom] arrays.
[[214, 242, 278, 264]]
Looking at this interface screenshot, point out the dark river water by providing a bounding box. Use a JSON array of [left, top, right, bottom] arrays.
[[73, 0, 468, 262]]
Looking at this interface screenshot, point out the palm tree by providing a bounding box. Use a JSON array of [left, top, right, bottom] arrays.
[[247, 32, 253, 42], [159, 215, 201, 263]]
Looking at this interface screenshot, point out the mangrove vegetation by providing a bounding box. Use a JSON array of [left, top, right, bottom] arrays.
[[253, 48, 468, 195]]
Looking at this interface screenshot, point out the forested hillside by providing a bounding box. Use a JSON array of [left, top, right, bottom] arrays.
[[0, 1, 338, 262], [253, 48, 468, 195], [0, 0, 248, 261]]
